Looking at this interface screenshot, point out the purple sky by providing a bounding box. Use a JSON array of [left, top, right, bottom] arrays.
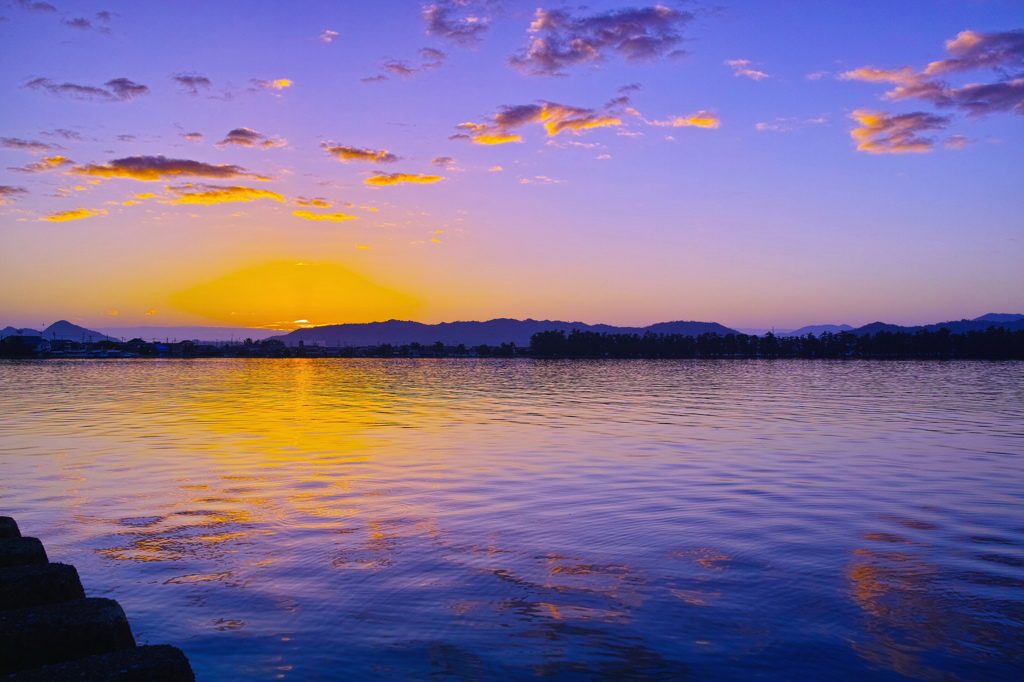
[[1, 0, 1021, 330]]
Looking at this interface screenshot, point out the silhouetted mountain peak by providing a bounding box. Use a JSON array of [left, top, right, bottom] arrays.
[[973, 313, 1024, 323]]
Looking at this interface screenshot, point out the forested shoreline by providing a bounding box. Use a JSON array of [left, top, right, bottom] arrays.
[[527, 327, 1024, 359], [2, 326, 1022, 359]]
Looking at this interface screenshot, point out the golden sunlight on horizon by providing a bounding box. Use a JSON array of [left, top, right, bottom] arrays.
[[170, 261, 419, 330]]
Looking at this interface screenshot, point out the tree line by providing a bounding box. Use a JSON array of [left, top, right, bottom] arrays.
[[528, 327, 1024, 359]]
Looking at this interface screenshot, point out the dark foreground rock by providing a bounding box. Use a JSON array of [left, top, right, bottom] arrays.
[[0, 597, 136, 674], [3, 644, 195, 682], [0, 538, 47, 568], [0, 563, 86, 610], [0, 517, 20, 538]]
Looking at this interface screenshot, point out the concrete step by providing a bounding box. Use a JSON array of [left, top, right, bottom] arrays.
[[3, 644, 195, 682], [0, 597, 136, 675], [0, 537, 48, 568], [0, 563, 86, 611]]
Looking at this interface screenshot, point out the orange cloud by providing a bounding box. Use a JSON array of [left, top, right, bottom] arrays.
[[365, 172, 443, 186], [842, 31, 1024, 118], [165, 185, 286, 204], [647, 112, 720, 128], [69, 155, 269, 181], [322, 143, 398, 163], [9, 155, 74, 173], [850, 110, 950, 153], [251, 78, 292, 90], [455, 100, 625, 144], [840, 66, 919, 85], [41, 207, 107, 221], [292, 210, 357, 221]]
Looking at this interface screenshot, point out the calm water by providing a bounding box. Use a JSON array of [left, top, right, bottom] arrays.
[[1, 359, 1022, 681]]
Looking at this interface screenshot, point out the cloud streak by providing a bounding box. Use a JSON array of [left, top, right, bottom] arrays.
[[292, 210, 357, 221], [0, 186, 29, 204], [9, 155, 74, 173], [24, 77, 150, 101], [510, 5, 692, 76], [41, 208, 107, 222], [365, 172, 442, 186], [69, 155, 269, 181], [0, 137, 58, 153], [322, 143, 398, 162], [165, 185, 285, 205], [849, 110, 950, 153]]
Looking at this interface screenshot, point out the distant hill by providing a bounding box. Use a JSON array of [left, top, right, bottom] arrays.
[[94, 326, 280, 343], [850, 318, 1024, 336], [270, 318, 739, 347], [2, 321, 119, 342], [43, 320, 119, 342], [1, 326, 41, 338], [779, 324, 854, 337], [973, 313, 1024, 323]]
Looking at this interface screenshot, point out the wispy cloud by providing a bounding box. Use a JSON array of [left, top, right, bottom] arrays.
[[216, 127, 285, 148], [371, 47, 447, 81], [431, 156, 456, 168], [510, 5, 692, 76], [943, 134, 976, 149], [849, 110, 950, 153], [42, 129, 84, 141], [0, 137, 59, 153], [453, 100, 626, 144], [9, 155, 74, 173], [319, 29, 339, 43], [173, 73, 211, 96], [296, 197, 332, 207], [520, 175, 563, 185], [14, 1, 57, 13], [165, 184, 285, 204], [423, 1, 489, 47], [69, 155, 269, 181], [0, 186, 29, 204], [40, 207, 107, 222], [365, 172, 443, 186], [842, 30, 1024, 118], [292, 210, 357, 221], [725, 59, 769, 80], [322, 143, 398, 162], [25, 77, 150, 101], [181, 132, 203, 142]]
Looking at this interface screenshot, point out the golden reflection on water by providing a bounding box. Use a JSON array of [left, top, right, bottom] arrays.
[[848, 515, 1018, 680], [3, 359, 1023, 680]]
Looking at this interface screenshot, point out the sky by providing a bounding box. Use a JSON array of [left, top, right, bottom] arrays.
[[0, 0, 1021, 331]]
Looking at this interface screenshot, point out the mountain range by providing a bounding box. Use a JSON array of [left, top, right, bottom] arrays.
[[270, 319, 737, 347], [2, 313, 1021, 347]]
